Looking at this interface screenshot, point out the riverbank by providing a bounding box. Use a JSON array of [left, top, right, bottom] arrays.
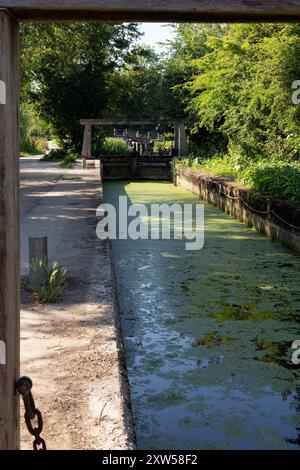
[[175, 166, 300, 254]]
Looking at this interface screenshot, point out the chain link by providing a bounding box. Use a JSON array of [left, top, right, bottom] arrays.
[[16, 376, 47, 451], [213, 180, 300, 230]]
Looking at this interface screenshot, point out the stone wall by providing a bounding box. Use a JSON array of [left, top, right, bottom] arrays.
[[176, 166, 300, 254]]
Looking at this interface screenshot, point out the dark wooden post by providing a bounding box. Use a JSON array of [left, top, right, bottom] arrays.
[[0, 9, 20, 450], [174, 122, 179, 154], [29, 237, 48, 286], [81, 123, 92, 168], [178, 123, 189, 156]]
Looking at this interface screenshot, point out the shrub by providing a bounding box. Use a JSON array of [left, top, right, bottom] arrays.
[[59, 154, 77, 168], [178, 154, 300, 203], [42, 149, 76, 168], [20, 106, 49, 156], [97, 137, 130, 156], [153, 140, 173, 156], [21, 136, 49, 156], [41, 149, 68, 161], [177, 154, 237, 177], [239, 162, 300, 203], [32, 137, 49, 153], [185, 24, 300, 164], [29, 260, 68, 303]]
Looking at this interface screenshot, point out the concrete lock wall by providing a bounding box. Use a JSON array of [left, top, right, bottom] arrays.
[[175, 166, 300, 254], [100, 156, 172, 180]]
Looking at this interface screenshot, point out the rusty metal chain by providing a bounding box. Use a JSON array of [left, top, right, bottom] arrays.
[[213, 180, 300, 230], [16, 376, 47, 451]]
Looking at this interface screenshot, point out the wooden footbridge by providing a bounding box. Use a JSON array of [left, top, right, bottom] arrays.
[[80, 119, 189, 180]]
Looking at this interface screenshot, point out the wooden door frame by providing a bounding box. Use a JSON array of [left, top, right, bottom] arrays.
[[3, 1, 300, 22], [1, 1, 300, 450]]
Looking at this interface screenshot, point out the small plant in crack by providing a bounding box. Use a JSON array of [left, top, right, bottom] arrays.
[[29, 260, 68, 303]]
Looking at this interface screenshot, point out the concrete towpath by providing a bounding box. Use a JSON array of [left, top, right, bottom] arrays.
[[20, 157, 134, 450]]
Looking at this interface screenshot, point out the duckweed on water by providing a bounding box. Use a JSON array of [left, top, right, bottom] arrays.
[[105, 181, 300, 450]]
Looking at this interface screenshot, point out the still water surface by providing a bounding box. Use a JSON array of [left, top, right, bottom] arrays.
[[104, 181, 300, 450]]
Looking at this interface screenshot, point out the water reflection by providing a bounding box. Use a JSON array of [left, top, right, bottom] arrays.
[[104, 181, 300, 450]]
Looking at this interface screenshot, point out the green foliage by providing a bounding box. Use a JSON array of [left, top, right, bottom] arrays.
[[97, 137, 130, 156], [29, 260, 68, 303], [41, 148, 76, 168], [20, 136, 48, 156], [20, 105, 49, 155], [153, 140, 173, 156], [110, 46, 167, 120], [178, 154, 236, 177], [173, 23, 300, 203], [184, 24, 300, 162], [240, 162, 300, 203], [59, 154, 77, 168], [158, 24, 223, 120], [33, 137, 49, 153], [178, 156, 300, 203], [20, 21, 300, 205], [21, 23, 141, 152], [42, 149, 69, 161]]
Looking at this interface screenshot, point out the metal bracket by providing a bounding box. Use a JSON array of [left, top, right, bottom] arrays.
[[0, 340, 6, 365], [0, 80, 6, 105]]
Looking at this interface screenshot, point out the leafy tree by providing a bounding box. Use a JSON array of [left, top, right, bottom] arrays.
[[162, 24, 227, 150], [21, 23, 140, 152], [185, 23, 300, 162], [108, 45, 164, 119]]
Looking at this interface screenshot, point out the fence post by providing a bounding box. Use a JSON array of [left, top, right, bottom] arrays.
[[29, 237, 48, 286], [81, 123, 92, 168]]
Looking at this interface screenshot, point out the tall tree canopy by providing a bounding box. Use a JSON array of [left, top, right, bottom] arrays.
[[21, 23, 141, 151], [21, 22, 300, 162], [178, 23, 300, 161]]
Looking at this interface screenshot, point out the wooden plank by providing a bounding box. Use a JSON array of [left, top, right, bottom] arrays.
[[0, 9, 20, 450], [2, 1, 300, 22], [80, 119, 176, 126]]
